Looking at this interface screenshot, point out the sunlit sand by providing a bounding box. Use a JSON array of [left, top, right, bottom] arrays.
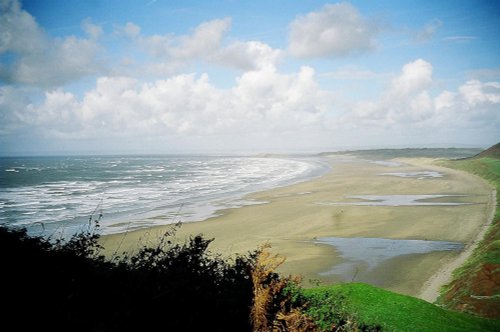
[[101, 155, 494, 296]]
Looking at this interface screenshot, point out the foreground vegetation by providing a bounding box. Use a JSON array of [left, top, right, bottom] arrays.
[[3, 223, 379, 331], [438, 150, 500, 318], [3, 223, 498, 331], [1, 225, 255, 331]]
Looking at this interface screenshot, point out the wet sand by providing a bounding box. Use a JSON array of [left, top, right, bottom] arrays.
[[100, 155, 493, 296]]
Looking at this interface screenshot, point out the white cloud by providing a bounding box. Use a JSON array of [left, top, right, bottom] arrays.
[[121, 18, 281, 73], [215, 41, 282, 70], [0, 0, 103, 87], [2, 66, 329, 143], [390, 59, 433, 96], [0, 86, 35, 134], [30, 90, 83, 135], [347, 59, 434, 127], [172, 18, 231, 59], [288, 3, 378, 58], [10, 36, 102, 86], [121, 22, 141, 39], [347, 59, 500, 133], [132, 18, 230, 63], [458, 80, 500, 105], [0, 0, 46, 54], [4, 58, 498, 152]]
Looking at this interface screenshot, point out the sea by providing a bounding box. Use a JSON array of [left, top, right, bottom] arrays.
[[0, 155, 329, 237]]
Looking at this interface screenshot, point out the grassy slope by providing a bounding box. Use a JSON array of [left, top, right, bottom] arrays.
[[303, 283, 499, 331], [437, 156, 500, 317]]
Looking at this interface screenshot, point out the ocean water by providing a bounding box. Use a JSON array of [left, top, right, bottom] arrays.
[[0, 155, 328, 237]]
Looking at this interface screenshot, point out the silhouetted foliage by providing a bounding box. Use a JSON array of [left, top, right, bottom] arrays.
[[0, 224, 380, 331], [0, 225, 255, 331]]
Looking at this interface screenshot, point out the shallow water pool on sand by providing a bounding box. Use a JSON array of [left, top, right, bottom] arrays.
[[370, 161, 403, 167], [316, 194, 473, 206], [315, 237, 464, 280], [378, 171, 443, 179]]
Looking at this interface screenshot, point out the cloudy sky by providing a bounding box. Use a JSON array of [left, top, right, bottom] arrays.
[[1, 0, 499, 155]]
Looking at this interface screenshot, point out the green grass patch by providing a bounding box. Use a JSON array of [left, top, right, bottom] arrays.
[[441, 157, 500, 191], [439, 157, 500, 268], [302, 283, 499, 331]]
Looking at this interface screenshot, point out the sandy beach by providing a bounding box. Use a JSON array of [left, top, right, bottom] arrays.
[[100, 155, 494, 297]]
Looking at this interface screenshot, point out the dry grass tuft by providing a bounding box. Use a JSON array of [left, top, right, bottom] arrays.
[[251, 243, 318, 332]]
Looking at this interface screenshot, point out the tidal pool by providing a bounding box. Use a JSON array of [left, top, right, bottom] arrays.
[[315, 237, 464, 279], [379, 171, 443, 179], [316, 194, 472, 206], [371, 161, 403, 167]]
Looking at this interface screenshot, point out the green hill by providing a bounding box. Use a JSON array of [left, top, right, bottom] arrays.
[[473, 143, 500, 159], [301, 283, 499, 332], [437, 144, 500, 319]]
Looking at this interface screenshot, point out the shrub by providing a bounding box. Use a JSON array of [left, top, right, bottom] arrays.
[[0, 225, 254, 331]]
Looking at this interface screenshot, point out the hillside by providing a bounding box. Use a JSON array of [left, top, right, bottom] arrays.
[[473, 143, 500, 159], [438, 143, 500, 318], [321, 148, 482, 160], [301, 283, 499, 332]]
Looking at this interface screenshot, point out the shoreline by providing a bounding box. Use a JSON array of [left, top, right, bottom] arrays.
[[100, 155, 492, 296], [97, 155, 331, 236]]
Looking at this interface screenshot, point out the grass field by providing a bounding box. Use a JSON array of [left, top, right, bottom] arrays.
[[301, 283, 499, 331]]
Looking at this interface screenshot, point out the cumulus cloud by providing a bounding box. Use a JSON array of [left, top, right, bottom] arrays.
[[288, 3, 378, 58], [1, 66, 329, 142], [131, 18, 231, 61], [0, 0, 46, 54], [0, 0, 103, 87], [120, 22, 141, 39], [0, 86, 35, 134], [215, 41, 281, 71], [348, 59, 500, 132], [124, 19, 230, 66], [120, 18, 281, 73]]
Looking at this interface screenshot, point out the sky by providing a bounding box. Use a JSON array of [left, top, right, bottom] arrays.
[[1, 0, 499, 155]]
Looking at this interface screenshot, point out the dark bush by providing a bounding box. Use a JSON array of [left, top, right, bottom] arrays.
[[0, 226, 255, 331]]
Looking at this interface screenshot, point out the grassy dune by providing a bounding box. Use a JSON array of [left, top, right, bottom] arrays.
[[437, 156, 500, 318], [301, 283, 499, 331]]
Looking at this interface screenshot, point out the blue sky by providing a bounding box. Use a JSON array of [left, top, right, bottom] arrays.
[[1, 0, 499, 155]]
